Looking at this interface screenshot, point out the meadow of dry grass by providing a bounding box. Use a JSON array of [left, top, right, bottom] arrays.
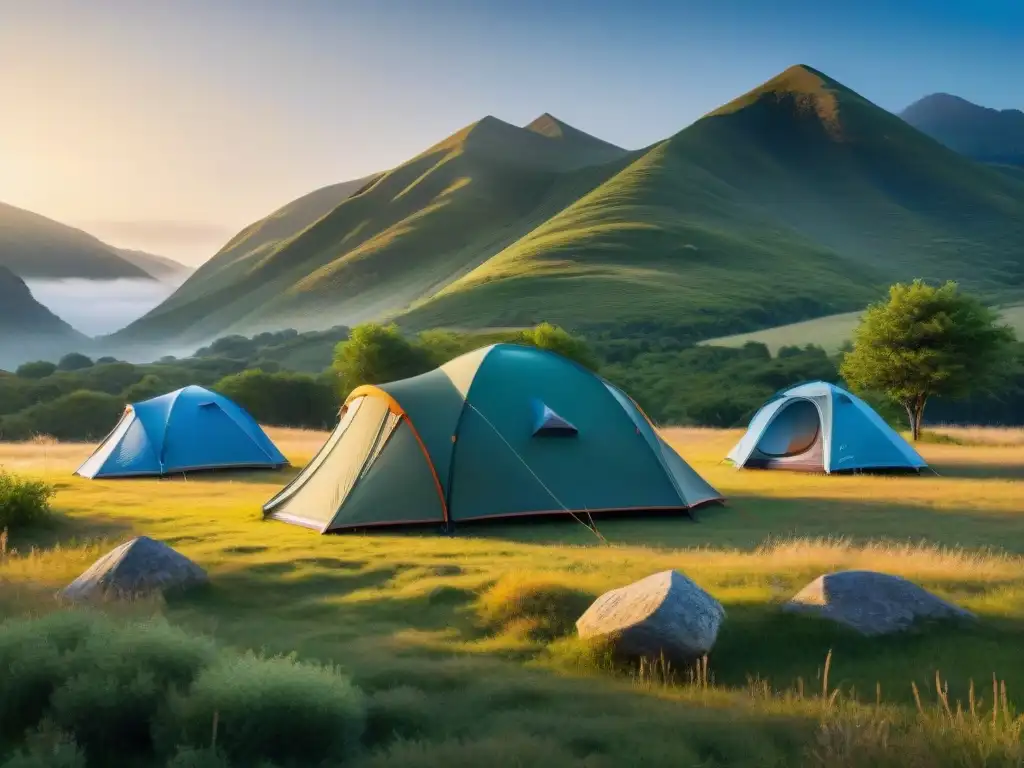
[[2, 425, 1024, 765]]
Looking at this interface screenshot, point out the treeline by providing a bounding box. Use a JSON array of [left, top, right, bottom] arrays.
[[0, 354, 248, 441], [188, 325, 351, 373], [2, 324, 1022, 442]]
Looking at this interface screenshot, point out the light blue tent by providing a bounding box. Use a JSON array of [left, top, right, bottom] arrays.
[[726, 381, 926, 473], [75, 385, 288, 479]]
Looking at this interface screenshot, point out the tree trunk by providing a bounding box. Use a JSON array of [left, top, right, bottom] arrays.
[[905, 398, 927, 441], [904, 403, 917, 441]]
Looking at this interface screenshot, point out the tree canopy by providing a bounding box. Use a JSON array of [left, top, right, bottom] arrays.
[[840, 280, 1016, 440], [331, 323, 433, 395], [57, 353, 94, 371], [514, 322, 601, 371]]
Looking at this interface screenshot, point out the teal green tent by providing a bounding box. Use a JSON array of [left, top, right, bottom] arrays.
[[264, 344, 722, 532]]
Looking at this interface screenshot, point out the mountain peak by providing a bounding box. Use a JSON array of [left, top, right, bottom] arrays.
[[523, 113, 627, 159], [901, 93, 1024, 165], [705, 64, 853, 137], [524, 112, 569, 137], [903, 93, 1024, 119]]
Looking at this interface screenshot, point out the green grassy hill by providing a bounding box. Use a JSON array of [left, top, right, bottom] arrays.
[[400, 66, 1024, 335], [149, 175, 381, 316], [902, 93, 1024, 166], [111, 116, 633, 346], [0, 266, 88, 369], [0, 202, 154, 280], [111, 66, 1024, 350]]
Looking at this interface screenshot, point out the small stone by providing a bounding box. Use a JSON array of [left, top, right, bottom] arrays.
[[576, 570, 725, 663], [784, 570, 976, 636], [58, 536, 208, 602]]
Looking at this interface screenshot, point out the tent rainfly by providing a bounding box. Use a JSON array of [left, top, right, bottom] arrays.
[[726, 381, 926, 473], [76, 385, 288, 478], [264, 343, 722, 532]]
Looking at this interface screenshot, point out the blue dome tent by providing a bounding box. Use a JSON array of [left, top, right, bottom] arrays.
[[726, 381, 926, 473], [76, 385, 288, 479]]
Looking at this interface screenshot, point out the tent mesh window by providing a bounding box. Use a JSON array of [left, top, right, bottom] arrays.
[[757, 399, 821, 458]]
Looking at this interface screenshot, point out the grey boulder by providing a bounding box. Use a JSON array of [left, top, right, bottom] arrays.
[[576, 570, 725, 662], [58, 536, 208, 602], [784, 570, 976, 636]]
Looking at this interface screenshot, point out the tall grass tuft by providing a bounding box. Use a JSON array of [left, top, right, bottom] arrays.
[[475, 574, 595, 642]]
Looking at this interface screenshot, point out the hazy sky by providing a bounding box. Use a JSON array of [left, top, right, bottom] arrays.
[[2, 0, 1021, 266]]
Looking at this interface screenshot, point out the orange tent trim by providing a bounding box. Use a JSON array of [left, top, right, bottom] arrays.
[[345, 384, 450, 523]]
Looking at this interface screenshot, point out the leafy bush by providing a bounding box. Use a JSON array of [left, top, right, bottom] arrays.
[[0, 414, 34, 441], [48, 622, 220, 760], [163, 746, 234, 768], [56, 354, 94, 372], [0, 470, 55, 529], [363, 686, 431, 747], [0, 612, 219, 761], [214, 370, 337, 429], [515, 322, 601, 371], [6, 391, 124, 441], [73, 362, 142, 395], [14, 361, 57, 379], [0, 612, 366, 766], [122, 373, 170, 403], [0, 722, 85, 768], [162, 654, 365, 765]]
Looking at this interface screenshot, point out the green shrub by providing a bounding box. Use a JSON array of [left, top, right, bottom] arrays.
[[48, 621, 219, 760], [162, 654, 365, 765], [14, 361, 57, 380], [515, 322, 600, 371], [0, 414, 32, 440], [164, 746, 233, 768], [214, 370, 337, 429], [56, 354, 93, 372], [122, 373, 169, 403], [9, 390, 123, 441], [0, 613, 219, 762], [0, 470, 55, 529], [0, 613, 366, 764], [0, 722, 85, 768], [363, 686, 431, 747], [0, 613, 99, 741], [74, 362, 142, 395]]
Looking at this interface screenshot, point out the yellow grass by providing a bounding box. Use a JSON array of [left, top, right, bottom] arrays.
[[2, 426, 1024, 764], [928, 425, 1024, 446]]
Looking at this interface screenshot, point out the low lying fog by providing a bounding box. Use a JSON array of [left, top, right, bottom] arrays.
[[26, 278, 185, 337]]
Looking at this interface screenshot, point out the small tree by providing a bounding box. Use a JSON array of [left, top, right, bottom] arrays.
[[331, 323, 432, 394], [840, 280, 1016, 440]]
